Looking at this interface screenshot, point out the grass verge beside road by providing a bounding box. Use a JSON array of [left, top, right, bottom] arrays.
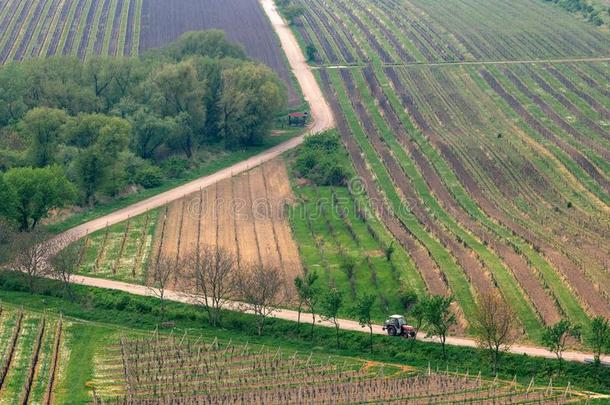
[[0, 270, 607, 394]]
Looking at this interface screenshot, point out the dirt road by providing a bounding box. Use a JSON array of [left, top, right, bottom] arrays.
[[70, 274, 609, 365], [52, 0, 334, 249]]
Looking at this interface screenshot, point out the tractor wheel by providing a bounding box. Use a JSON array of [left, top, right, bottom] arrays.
[[387, 326, 397, 336]]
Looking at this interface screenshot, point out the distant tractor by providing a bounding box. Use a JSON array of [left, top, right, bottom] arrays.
[[288, 111, 308, 127], [382, 315, 417, 338]]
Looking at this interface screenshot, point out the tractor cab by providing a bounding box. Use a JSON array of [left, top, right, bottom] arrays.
[[382, 315, 417, 338]]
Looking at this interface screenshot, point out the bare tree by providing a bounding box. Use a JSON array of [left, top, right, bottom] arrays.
[[185, 245, 237, 326], [149, 254, 181, 320], [236, 263, 285, 335], [473, 292, 517, 373], [49, 236, 81, 300], [12, 229, 50, 293]]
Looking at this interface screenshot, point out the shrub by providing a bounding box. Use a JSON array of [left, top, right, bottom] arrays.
[[294, 131, 348, 186], [135, 166, 164, 189], [162, 156, 190, 179]]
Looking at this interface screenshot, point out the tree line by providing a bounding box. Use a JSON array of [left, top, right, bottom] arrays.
[[0, 30, 286, 231]]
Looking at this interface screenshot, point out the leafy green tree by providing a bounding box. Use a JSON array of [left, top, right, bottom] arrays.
[[423, 295, 456, 359], [353, 293, 376, 353], [284, 4, 305, 25], [219, 63, 285, 148], [321, 288, 343, 348], [169, 30, 247, 60], [398, 287, 418, 313], [542, 319, 581, 374], [410, 299, 426, 334], [149, 60, 206, 132], [584, 316, 609, 366], [69, 114, 130, 204], [0, 64, 28, 125], [130, 109, 176, 159], [19, 108, 68, 167], [294, 271, 320, 338], [3, 165, 76, 230], [166, 113, 196, 158]]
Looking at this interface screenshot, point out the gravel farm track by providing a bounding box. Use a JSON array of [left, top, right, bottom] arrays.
[[46, 0, 610, 365]]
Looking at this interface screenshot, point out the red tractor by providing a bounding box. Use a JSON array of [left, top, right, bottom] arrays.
[[382, 315, 417, 338]]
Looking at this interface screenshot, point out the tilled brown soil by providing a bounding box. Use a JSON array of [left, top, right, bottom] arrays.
[[155, 159, 302, 292]]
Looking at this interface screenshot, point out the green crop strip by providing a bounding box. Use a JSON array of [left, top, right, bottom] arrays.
[[480, 65, 610, 206], [350, 68, 545, 340], [101, 0, 119, 56], [368, 64, 590, 326], [327, 68, 478, 323]]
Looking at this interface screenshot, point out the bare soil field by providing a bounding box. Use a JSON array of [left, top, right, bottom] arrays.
[[155, 159, 302, 289], [139, 0, 300, 106]]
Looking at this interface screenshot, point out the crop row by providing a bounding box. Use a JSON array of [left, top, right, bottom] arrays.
[[151, 160, 302, 291], [302, 2, 567, 334], [390, 64, 609, 319], [289, 182, 426, 320], [408, 0, 609, 61], [0, 0, 142, 64], [95, 335, 573, 403], [367, 64, 587, 327], [0, 309, 65, 403]]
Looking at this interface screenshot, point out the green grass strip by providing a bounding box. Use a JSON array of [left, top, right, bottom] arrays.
[[100, 0, 118, 56]]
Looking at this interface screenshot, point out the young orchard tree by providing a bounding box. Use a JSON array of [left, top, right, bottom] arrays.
[[585, 316, 609, 366], [410, 300, 427, 335], [472, 292, 517, 374], [149, 254, 181, 321], [353, 293, 376, 353], [236, 263, 285, 336], [384, 242, 395, 262], [423, 295, 457, 359], [12, 229, 51, 293], [321, 288, 343, 348], [542, 319, 581, 374], [294, 271, 319, 332], [305, 44, 317, 63], [301, 271, 321, 340], [185, 245, 237, 326]]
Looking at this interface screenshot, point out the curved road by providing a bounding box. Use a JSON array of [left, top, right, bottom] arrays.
[[49, 0, 607, 366], [54, 0, 334, 248], [72, 274, 609, 365]]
